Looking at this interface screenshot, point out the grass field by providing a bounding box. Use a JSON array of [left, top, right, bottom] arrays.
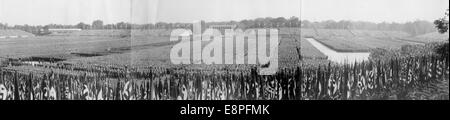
[[1, 29, 301, 73], [65, 33, 302, 69], [0, 36, 129, 58]]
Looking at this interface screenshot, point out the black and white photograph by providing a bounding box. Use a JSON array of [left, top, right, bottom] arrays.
[[0, 0, 448, 105]]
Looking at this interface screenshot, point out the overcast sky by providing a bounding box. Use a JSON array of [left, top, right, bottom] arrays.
[[0, 0, 448, 25]]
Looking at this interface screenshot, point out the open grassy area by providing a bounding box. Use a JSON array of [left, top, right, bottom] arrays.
[[1, 29, 447, 71]]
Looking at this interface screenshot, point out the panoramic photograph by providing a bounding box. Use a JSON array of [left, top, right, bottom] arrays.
[[0, 0, 448, 101]]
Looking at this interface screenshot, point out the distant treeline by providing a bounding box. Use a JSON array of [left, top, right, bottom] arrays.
[[0, 54, 448, 100], [0, 17, 438, 36]]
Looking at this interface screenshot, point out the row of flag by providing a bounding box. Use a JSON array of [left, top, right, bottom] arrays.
[[0, 55, 448, 100]]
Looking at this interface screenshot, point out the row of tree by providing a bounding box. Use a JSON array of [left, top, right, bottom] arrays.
[[0, 20, 134, 35], [0, 16, 444, 36]]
